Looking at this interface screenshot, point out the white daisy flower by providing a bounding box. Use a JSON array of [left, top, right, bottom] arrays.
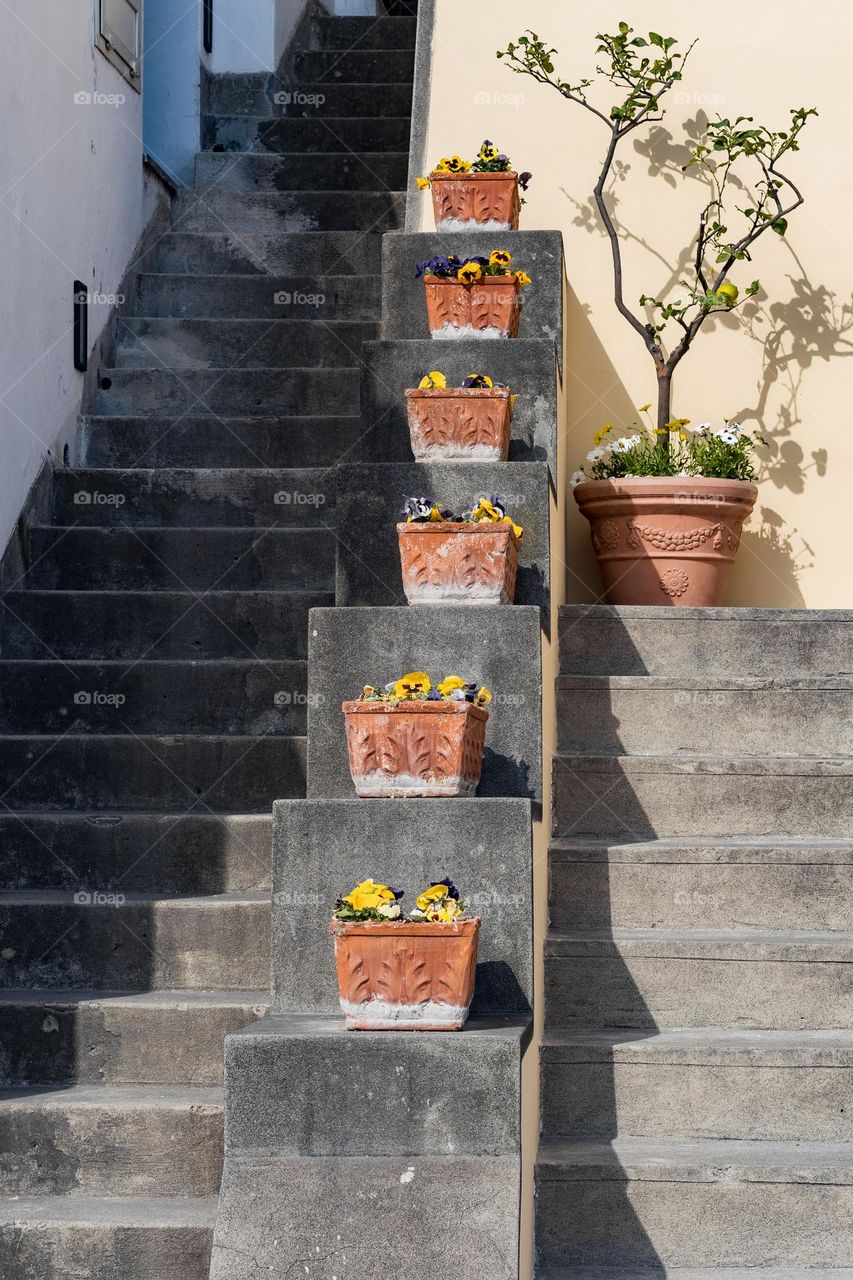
[[570, 470, 587, 488]]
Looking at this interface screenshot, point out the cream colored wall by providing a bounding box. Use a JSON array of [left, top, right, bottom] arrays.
[[420, 0, 853, 608]]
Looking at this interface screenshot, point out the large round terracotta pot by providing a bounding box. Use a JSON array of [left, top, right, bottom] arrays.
[[573, 476, 757, 606], [397, 520, 520, 605], [428, 171, 520, 232], [329, 917, 481, 1030], [405, 386, 513, 461], [342, 699, 488, 797], [423, 276, 521, 339]]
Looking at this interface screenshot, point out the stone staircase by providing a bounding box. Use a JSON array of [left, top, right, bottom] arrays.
[[539, 604, 853, 1277], [0, 10, 415, 1277]]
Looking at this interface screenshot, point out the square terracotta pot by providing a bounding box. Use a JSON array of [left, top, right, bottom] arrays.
[[342, 699, 488, 797], [423, 276, 521, 339], [329, 917, 481, 1030], [397, 521, 520, 605], [405, 386, 512, 461], [428, 172, 521, 232]]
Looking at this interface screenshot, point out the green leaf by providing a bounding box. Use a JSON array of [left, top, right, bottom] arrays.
[[649, 31, 664, 46], [771, 217, 788, 236]]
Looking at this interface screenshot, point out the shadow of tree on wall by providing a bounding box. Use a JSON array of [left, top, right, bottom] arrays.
[[560, 113, 851, 604]]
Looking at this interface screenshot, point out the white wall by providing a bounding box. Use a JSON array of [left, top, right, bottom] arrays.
[[0, 0, 163, 560]]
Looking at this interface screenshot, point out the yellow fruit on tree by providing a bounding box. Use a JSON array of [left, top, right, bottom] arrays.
[[717, 282, 739, 304]]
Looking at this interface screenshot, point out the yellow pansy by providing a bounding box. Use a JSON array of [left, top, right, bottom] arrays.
[[474, 686, 493, 707], [394, 672, 431, 699], [343, 879, 396, 911], [418, 371, 447, 389], [515, 270, 533, 287], [458, 262, 482, 284], [490, 250, 512, 268], [437, 675, 467, 697], [416, 177, 431, 190]]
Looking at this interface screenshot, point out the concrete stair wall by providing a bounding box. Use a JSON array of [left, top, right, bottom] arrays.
[[539, 604, 853, 1277], [0, 10, 418, 1278]]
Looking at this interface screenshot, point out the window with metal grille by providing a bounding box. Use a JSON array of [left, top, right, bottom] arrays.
[[96, 0, 142, 91]]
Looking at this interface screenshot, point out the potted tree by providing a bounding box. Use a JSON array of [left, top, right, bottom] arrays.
[[329, 877, 480, 1030], [415, 141, 533, 232], [406, 371, 515, 461], [343, 673, 492, 798], [397, 495, 523, 606], [416, 251, 532, 339], [499, 23, 815, 605]]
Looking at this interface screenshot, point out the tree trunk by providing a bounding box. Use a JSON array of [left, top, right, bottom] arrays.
[[656, 368, 672, 461]]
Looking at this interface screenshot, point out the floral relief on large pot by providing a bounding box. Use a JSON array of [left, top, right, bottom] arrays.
[[574, 475, 757, 606], [329, 918, 481, 1030], [397, 520, 520, 606], [343, 700, 488, 798], [405, 386, 512, 461]]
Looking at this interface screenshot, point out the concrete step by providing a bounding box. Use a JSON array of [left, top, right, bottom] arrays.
[[545, 928, 853, 1029], [553, 755, 853, 838], [78, 414, 360, 469], [305, 15, 417, 49], [96, 367, 360, 416], [559, 604, 853, 677], [171, 187, 405, 233], [0, 811, 271, 893], [114, 318, 376, 369], [203, 114, 411, 155], [53, 468, 336, 527], [0, 734, 305, 811], [0, 1195, 216, 1280], [0, 1084, 223, 1195], [28, 527, 335, 590], [556, 675, 853, 756], [0, 989, 267, 1086], [129, 272, 380, 320], [292, 49, 414, 83], [0, 660, 307, 735], [136, 229, 383, 276], [541, 1270, 853, 1280], [549, 837, 853, 931], [0, 892, 270, 989], [1, 589, 328, 659], [204, 72, 413, 117], [536, 1137, 853, 1269], [541, 1028, 853, 1142], [195, 150, 409, 192]]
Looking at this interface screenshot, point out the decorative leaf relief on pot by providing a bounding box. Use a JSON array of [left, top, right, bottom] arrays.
[[341, 950, 372, 1004], [658, 567, 691, 598], [591, 519, 621, 553], [425, 283, 472, 331], [412, 401, 505, 450], [469, 285, 516, 334], [627, 520, 739, 552]]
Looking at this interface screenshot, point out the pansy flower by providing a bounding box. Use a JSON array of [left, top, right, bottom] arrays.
[[394, 672, 431, 699], [462, 374, 494, 389], [490, 249, 512, 269], [458, 261, 483, 284], [519, 171, 533, 192], [418, 370, 447, 389]]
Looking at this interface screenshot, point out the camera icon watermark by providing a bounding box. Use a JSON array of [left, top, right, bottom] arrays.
[[73, 491, 126, 507], [74, 90, 126, 108], [274, 290, 326, 309], [274, 690, 325, 708], [273, 90, 325, 109], [274, 490, 326, 507], [473, 89, 526, 107], [74, 690, 127, 708], [73, 889, 127, 907]]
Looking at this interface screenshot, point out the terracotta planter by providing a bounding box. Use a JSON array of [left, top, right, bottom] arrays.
[[574, 476, 758, 606], [423, 276, 521, 339], [405, 386, 512, 461], [397, 521, 520, 606], [329, 917, 481, 1030], [342, 699, 488, 797], [428, 171, 520, 232]]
